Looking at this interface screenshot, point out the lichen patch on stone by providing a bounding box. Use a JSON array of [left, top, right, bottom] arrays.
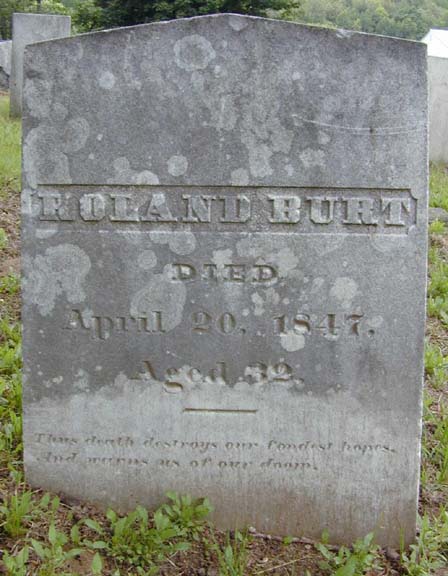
[[24, 244, 91, 316]]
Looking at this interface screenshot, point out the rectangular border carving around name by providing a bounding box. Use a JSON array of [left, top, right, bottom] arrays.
[[31, 185, 416, 235]]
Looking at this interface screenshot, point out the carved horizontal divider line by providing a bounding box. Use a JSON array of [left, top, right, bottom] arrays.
[[183, 408, 258, 414], [31, 184, 416, 235]]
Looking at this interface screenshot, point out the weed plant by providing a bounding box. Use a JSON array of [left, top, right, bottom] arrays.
[[81, 501, 206, 574], [316, 532, 380, 576], [31, 523, 83, 576], [2, 545, 29, 576], [160, 491, 213, 538], [209, 530, 251, 576]]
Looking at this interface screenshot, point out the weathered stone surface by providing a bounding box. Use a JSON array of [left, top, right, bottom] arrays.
[[428, 55, 448, 163], [10, 13, 70, 117], [21, 15, 428, 546], [0, 40, 12, 89]]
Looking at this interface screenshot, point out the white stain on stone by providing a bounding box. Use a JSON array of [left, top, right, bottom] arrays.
[[231, 168, 249, 186], [251, 293, 264, 316], [99, 71, 116, 89], [236, 237, 272, 259], [336, 29, 354, 38], [213, 95, 238, 131], [24, 126, 71, 188], [182, 51, 237, 134], [44, 375, 64, 389], [24, 244, 91, 316], [212, 249, 233, 267], [52, 103, 68, 122], [36, 228, 58, 239], [23, 77, 51, 119], [318, 131, 331, 145], [137, 250, 157, 270], [74, 369, 89, 391], [63, 117, 90, 153], [266, 288, 280, 306], [150, 231, 196, 255], [367, 316, 384, 329], [280, 331, 306, 352], [242, 138, 273, 178], [169, 233, 196, 255], [275, 248, 299, 277], [330, 277, 358, 309], [315, 236, 345, 255], [167, 155, 188, 176], [251, 288, 280, 316], [236, 238, 298, 278], [228, 16, 248, 31], [135, 170, 160, 184], [241, 97, 293, 178], [191, 71, 205, 91], [372, 236, 410, 253], [174, 35, 216, 72], [311, 277, 325, 293], [300, 148, 326, 168], [113, 157, 132, 173], [109, 157, 159, 185], [21, 188, 35, 217], [131, 276, 186, 331]]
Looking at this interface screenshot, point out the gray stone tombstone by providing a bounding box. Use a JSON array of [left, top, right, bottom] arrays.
[[0, 40, 12, 90], [428, 55, 448, 163], [22, 15, 428, 546], [10, 13, 71, 117]]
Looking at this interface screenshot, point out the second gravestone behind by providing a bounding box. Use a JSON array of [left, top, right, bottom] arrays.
[[10, 12, 71, 117], [0, 41, 12, 89], [21, 15, 427, 545]]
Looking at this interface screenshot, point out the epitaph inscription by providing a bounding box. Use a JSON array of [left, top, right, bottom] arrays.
[[22, 15, 427, 546]]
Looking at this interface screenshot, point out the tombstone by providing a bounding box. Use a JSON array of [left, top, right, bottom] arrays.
[[428, 56, 448, 163], [0, 40, 12, 90], [10, 13, 71, 117], [21, 15, 427, 546]]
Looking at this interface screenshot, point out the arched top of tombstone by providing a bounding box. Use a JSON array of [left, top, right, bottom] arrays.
[[22, 13, 427, 190]]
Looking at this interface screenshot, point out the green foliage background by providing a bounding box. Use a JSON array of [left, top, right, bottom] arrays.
[[296, 0, 448, 40], [96, 0, 298, 27], [0, 0, 70, 39], [1, 0, 448, 38]]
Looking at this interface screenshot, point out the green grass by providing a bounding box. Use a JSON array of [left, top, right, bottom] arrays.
[[430, 164, 448, 211], [0, 97, 21, 192], [424, 342, 447, 390], [427, 169, 448, 325]]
